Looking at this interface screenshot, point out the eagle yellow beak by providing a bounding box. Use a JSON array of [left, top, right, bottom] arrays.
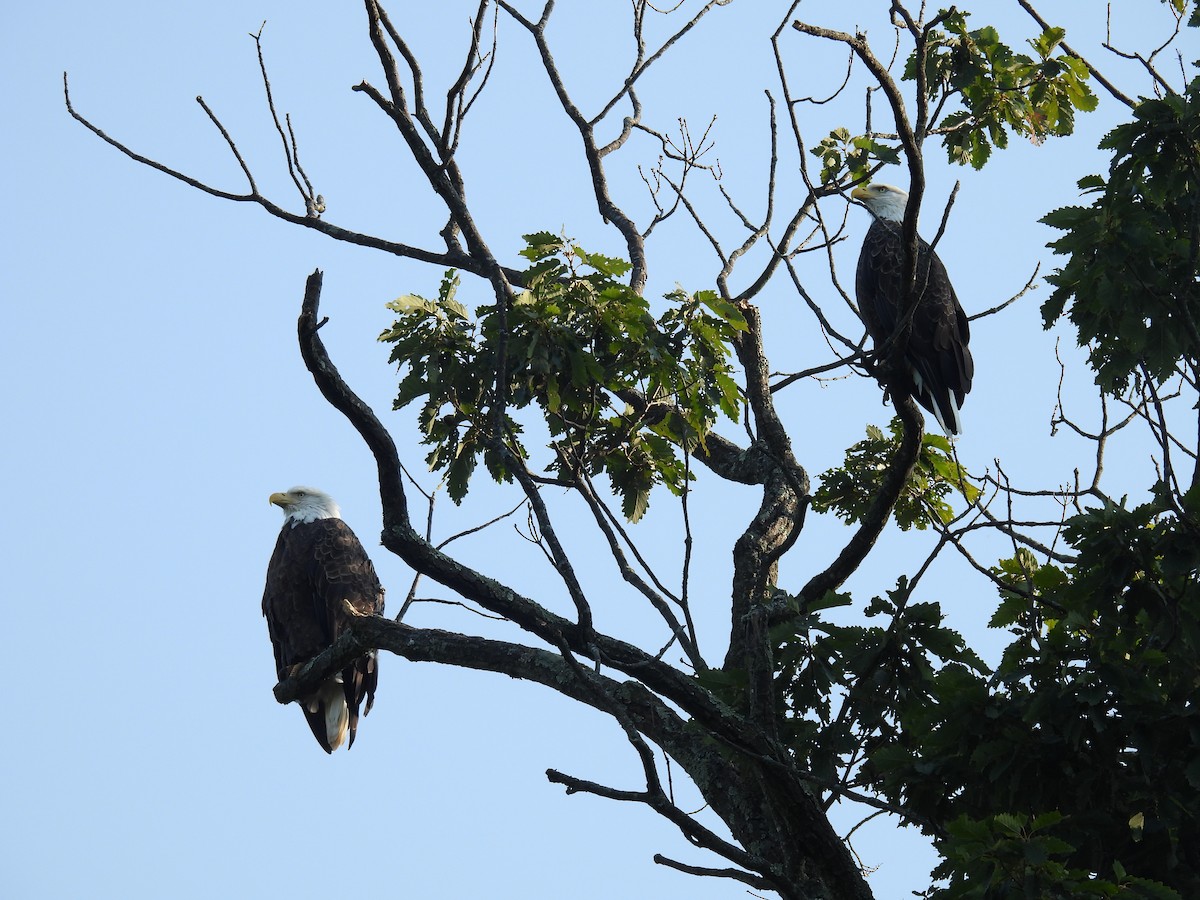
[[269, 491, 291, 508], [850, 185, 871, 201]]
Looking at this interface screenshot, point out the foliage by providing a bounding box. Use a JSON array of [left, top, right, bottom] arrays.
[[774, 508, 1199, 896], [776, 583, 987, 789], [909, 11, 1098, 169], [812, 10, 1098, 185], [811, 127, 900, 186], [769, 485, 1200, 896], [933, 813, 1181, 899], [842, 489, 1200, 898], [812, 419, 979, 530], [998, 59, 1200, 896], [379, 234, 745, 520], [1041, 75, 1200, 393]]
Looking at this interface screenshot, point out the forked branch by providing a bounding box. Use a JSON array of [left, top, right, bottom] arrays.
[[62, 73, 528, 284]]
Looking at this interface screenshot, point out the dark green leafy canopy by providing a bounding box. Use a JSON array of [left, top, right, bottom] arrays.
[[1041, 75, 1200, 393], [770, 489, 1199, 896], [775, 582, 988, 794], [812, 419, 979, 531], [909, 10, 1098, 169], [379, 235, 745, 520], [856, 487, 1200, 898]]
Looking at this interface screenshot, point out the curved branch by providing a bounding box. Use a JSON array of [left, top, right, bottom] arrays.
[[509, 461, 595, 637], [275, 611, 857, 898], [794, 396, 923, 611], [790, 17, 928, 352], [250, 24, 316, 209], [590, 0, 734, 128], [570, 465, 705, 671], [722, 303, 810, 736]]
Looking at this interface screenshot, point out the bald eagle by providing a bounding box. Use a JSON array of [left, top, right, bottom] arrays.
[[263, 487, 384, 753], [852, 183, 973, 435]]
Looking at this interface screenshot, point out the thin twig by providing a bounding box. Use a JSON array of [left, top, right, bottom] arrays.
[[250, 25, 314, 207]]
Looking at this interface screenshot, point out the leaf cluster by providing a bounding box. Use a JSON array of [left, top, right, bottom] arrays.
[[775, 583, 987, 790], [1041, 75, 1200, 393], [811, 419, 979, 531], [934, 812, 1180, 899], [909, 11, 1098, 169], [810, 127, 900, 186], [379, 235, 746, 520], [778, 423, 1198, 897]]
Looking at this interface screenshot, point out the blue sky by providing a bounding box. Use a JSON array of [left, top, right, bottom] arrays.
[[5, 3, 1194, 898]]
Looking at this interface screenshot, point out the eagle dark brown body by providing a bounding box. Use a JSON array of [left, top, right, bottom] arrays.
[[853, 184, 974, 435], [263, 490, 384, 753]]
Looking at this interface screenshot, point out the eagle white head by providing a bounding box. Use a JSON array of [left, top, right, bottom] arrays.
[[269, 486, 341, 525], [851, 183, 909, 223]]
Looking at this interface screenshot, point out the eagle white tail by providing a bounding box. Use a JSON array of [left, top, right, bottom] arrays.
[[910, 368, 963, 436], [305, 676, 350, 752]]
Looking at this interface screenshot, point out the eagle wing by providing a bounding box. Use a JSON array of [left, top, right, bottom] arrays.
[[309, 518, 385, 744], [855, 219, 906, 343], [907, 250, 973, 419]]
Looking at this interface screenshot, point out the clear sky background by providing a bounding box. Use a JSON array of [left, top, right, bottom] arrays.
[[4, 3, 1194, 899]]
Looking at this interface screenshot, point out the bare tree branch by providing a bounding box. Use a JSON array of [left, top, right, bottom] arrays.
[[63, 73, 529, 284], [496, 0, 650, 293]]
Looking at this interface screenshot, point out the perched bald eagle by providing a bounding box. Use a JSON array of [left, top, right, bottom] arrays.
[[263, 487, 384, 753], [852, 183, 973, 435]]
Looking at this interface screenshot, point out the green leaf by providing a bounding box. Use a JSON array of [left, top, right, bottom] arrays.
[[808, 590, 854, 613], [519, 231, 563, 261], [386, 293, 431, 314], [575, 248, 632, 278], [623, 487, 650, 523], [696, 290, 749, 331], [810, 127, 901, 184]]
